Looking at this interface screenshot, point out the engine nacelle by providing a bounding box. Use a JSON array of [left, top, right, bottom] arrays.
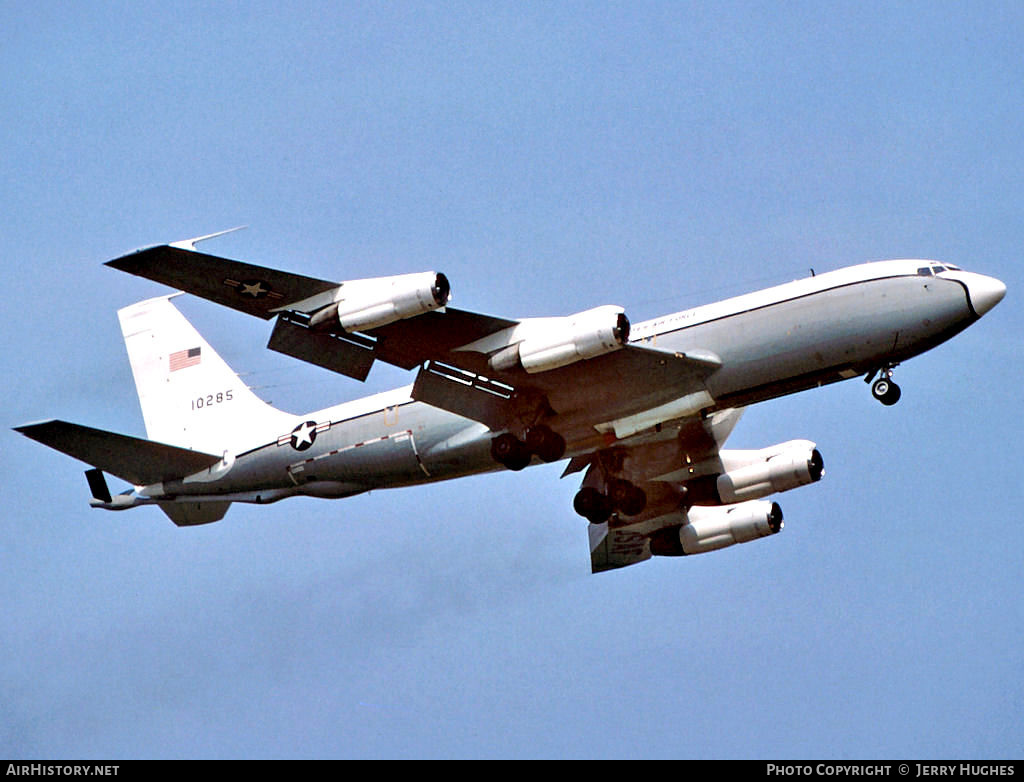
[[309, 271, 450, 333], [488, 305, 630, 374], [649, 500, 783, 557], [685, 440, 823, 505]]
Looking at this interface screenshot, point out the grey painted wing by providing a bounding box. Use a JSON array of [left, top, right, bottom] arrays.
[[107, 245, 339, 319]]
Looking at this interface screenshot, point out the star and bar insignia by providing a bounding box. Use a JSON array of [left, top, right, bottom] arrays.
[[223, 278, 285, 300], [278, 420, 331, 451]]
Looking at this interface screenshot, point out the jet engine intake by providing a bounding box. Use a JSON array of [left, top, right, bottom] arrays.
[[309, 271, 451, 333], [489, 305, 630, 374], [685, 441, 823, 505], [649, 501, 783, 557]]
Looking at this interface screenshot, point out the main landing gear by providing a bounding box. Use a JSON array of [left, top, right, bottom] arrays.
[[490, 425, 566, 471], [867, 365, 902, 406], [573, 479, 647, 525]]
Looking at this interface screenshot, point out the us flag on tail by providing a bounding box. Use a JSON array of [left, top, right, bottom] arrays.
[[169, 347, 201, 371]]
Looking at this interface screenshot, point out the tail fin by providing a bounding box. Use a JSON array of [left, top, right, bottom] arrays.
[[118, 296, 295, 454]]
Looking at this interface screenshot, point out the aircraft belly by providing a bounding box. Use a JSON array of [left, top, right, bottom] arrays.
[[418, 421, 497, 480]]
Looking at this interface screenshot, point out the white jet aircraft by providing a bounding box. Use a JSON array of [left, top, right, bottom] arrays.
[[16, 234, 1006, 572]]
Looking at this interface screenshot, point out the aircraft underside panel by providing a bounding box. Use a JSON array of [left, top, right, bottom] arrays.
[[286, 428, 429, 487], [159, 500, 232, 527]]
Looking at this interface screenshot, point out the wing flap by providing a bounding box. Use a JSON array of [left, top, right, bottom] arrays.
[[411, 361, 515, 432], [14, 420, 223, 485], [267, 312, 377, 381]]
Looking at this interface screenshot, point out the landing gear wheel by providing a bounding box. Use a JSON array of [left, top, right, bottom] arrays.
[[871, 378, 902, 406], [573, 487, 612, 525], [524, 425, 566, 463], [490, 433, 531, 471]]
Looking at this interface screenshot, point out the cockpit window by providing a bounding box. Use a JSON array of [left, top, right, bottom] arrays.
[[917, 267, 933, 276], [946, 264, 961, 270], [931, 265, 947, 273]]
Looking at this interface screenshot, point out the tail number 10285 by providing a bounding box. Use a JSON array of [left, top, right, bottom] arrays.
[[192, 389, 234, 410]]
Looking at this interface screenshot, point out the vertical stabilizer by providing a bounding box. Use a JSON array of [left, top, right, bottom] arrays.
[[118, 296, 295, 453]]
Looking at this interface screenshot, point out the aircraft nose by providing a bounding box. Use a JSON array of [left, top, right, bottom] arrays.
[[965, 273, 1007, 317]]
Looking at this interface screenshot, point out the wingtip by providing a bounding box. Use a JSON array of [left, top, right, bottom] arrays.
[[13, 418, 60, 434], [168, 225, 248, 251], [106, 225, 249, 266]]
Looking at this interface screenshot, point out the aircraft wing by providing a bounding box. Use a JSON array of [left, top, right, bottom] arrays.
[[107, 242, 518, 379], [107, 244, 341, 319], [582, 409, 744, 573], [107, 241, 722, 437], [411, 344, 720, 436]]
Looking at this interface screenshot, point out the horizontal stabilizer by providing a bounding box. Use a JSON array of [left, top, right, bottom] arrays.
[[14, 420, 223, 486]]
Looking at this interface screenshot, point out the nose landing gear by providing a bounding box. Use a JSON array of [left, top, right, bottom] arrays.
[[867, 365, 902, 406]]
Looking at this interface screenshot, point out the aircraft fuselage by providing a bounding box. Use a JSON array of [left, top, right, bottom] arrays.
[[138, 260, 1003, 507]]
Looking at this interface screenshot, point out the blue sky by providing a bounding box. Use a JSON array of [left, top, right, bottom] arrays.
[[2, 1, 1021, 759]]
